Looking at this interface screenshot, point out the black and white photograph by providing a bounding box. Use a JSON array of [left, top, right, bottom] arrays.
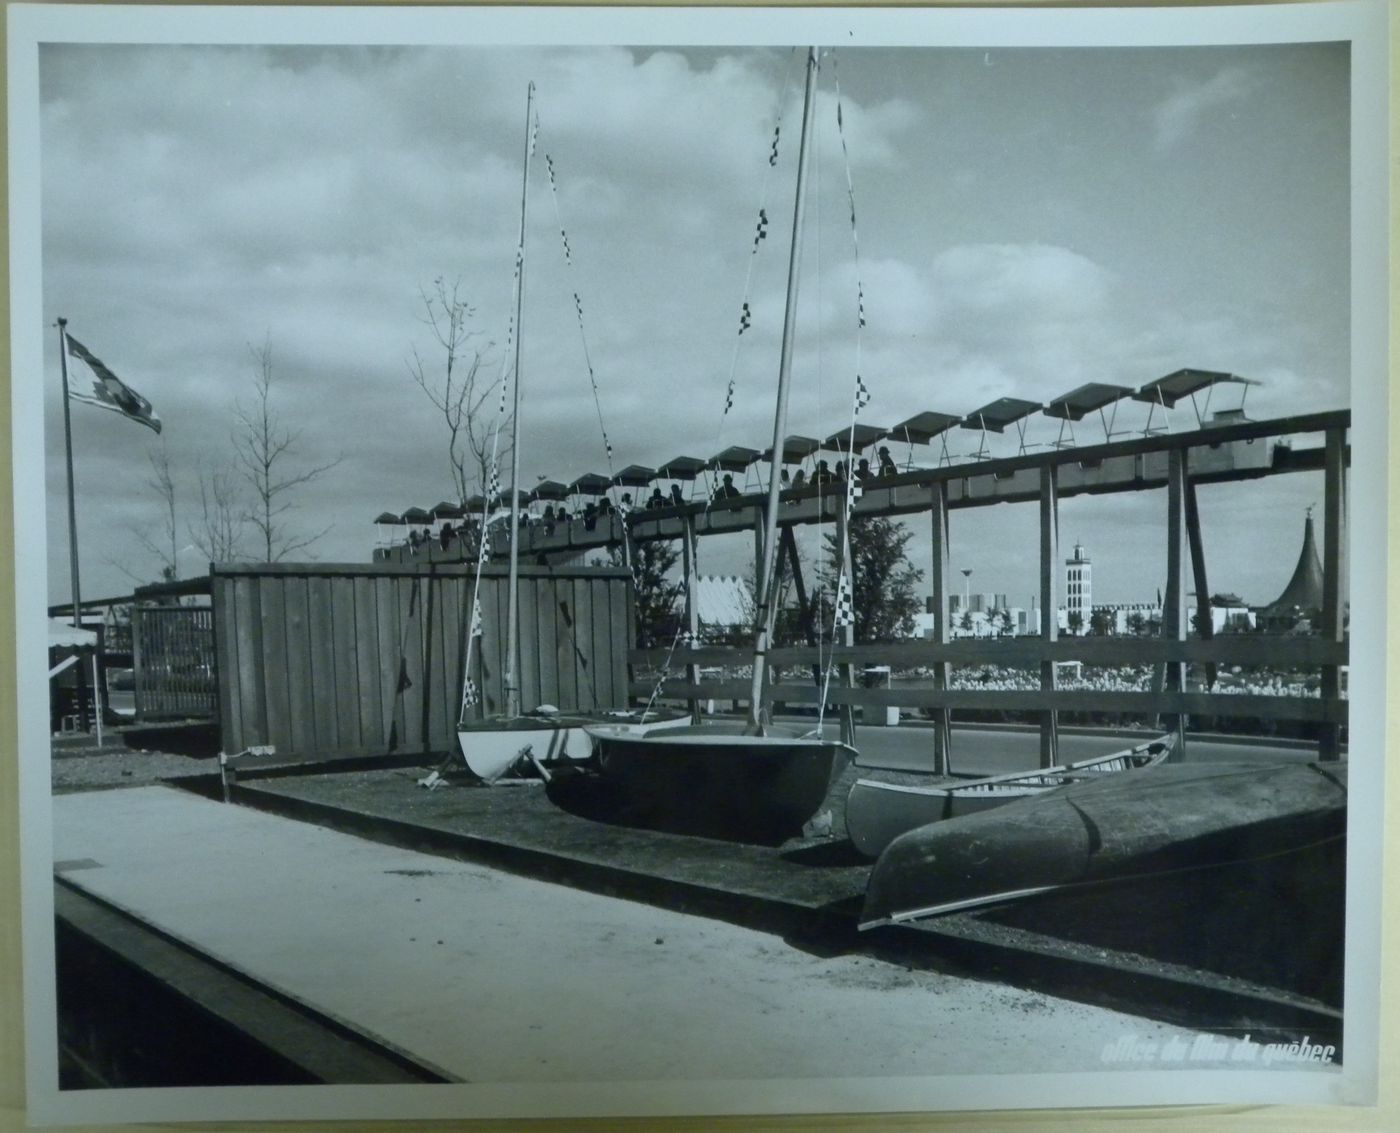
[[6, 1, 1389, 1124]]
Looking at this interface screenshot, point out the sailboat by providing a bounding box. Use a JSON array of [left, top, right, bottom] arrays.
[[587, 48, 856, 841], [455, 83, 686, 783]]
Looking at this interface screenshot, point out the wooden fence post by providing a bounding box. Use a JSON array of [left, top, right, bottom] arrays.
[[1165, 448, 1189, 758], [1319, 426, 1347, 760], [929, 482, 952, 774], [1039, 465, 1059, 768]]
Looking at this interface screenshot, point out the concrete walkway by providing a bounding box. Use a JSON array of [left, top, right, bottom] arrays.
[[53, 784, 1222, 1085]]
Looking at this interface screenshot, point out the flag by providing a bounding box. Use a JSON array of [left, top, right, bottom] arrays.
[[461, 676, 480, 708], [469, 597, 483, 640], [833, 569, 855, 628], [65, 334, 161, 433], [853, 374, 871, 414]]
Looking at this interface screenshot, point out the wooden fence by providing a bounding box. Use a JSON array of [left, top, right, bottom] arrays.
[[212, 562, 634, 758], [132, 605, 218, 721]]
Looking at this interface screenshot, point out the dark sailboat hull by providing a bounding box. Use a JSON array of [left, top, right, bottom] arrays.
[[861, 760, 1347, 927], [588, 722, 856, 842]]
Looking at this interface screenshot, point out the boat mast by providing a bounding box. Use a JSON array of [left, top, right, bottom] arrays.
[[747, 46, 819, 731], [504, 81, 534, 719]]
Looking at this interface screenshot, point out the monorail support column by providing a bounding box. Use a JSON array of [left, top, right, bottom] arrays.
[[1038, 465, 1059, 768], [1184, 479, 1217, 691], [1319, 426, 1347, 760], [834, 504, 857, 749], [929, 481, 952, 775], [682, 515, 701, 722], [1164, 448, 1189, 759], [750, 513, 770, 722]]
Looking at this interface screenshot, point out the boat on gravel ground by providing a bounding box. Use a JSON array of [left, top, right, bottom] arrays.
[[860, 759, 1347, 928], [588, 720, 856, 843], [845, 733, 1175, 858]]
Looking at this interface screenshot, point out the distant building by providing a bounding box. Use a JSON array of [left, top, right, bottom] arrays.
[[1257, 511, 1324, 632], [1087, 602, 1162, 635], [1065, 543, 1092, 634]]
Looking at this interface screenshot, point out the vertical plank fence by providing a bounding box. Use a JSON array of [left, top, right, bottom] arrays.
[[212, 562, 633, 758]]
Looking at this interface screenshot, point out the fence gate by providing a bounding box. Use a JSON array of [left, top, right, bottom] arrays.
[[133, 605, 218, 721]]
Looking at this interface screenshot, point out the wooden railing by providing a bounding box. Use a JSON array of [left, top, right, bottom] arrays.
[[624, 410, 1349, 767], [628, 635, 1348, 758]]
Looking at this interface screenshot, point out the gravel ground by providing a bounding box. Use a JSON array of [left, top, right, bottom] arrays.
[[49, 728, 219, 794]]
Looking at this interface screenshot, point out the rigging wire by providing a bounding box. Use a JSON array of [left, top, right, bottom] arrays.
[[457, 99, 539, 727], [708, 47, 800, 499], [817, 47, 873, 721]]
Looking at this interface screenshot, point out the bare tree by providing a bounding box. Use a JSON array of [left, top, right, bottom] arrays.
[[233, 337, 341, 562], [190, 457, 248, 566], [408, 277, 506, 506], [106, 444, 180, 587], [134, 443, 179, 582]]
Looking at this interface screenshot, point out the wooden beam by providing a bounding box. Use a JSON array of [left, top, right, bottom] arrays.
[[682, 515, 700, 721], [1038, 465, 1059, 767], [1164, 448, 1189, 756], [929, 481, 951, 774], [630, 634, 1347, 669], [1183, 478, 1217, 689], [1319, 425, 1347, 760], [630, 680, 1349, 724]]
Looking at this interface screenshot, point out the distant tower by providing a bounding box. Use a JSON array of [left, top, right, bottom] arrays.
[[1261, 509, 1324, 630], [1066, 542, 1092, 634]]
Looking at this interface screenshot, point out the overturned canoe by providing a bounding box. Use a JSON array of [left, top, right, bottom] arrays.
[[845, 734, 1174, 859], [588, 721, 856, 843], [861, 760, 1347, 928]]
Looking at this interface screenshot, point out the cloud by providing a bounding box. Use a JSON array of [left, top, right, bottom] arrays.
[[1152, 66, 1259, 153], [28, 42, 1349, 600]]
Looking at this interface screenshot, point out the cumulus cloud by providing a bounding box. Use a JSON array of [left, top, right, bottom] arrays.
[[1152, 66, 1259, 153], [26, 40, 1350, 599]]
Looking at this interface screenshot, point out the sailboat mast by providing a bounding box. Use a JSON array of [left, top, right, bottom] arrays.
[[747, 46, 819, 730], [504, 81, 534, 720]]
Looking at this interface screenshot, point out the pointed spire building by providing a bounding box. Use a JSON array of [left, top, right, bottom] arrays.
[[1261, 510, 1324, 628]]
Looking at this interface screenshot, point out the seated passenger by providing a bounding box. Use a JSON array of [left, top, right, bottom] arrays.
[[713, 473, 741, 500]]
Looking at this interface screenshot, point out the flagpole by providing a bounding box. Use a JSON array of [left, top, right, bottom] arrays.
[[57, 317, 83, 631], [58, 316, 93, 734], [504, 80, 533, 720]]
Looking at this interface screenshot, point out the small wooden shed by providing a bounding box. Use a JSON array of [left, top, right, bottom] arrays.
[[212, 560, 635, 759]]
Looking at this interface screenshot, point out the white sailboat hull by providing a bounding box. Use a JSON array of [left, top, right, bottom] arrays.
[[458, 710, 689, 783]]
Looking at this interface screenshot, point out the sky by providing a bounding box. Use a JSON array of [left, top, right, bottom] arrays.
[[33, 35, 1352, 608]]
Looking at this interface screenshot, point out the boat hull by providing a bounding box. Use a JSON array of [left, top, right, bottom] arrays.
[[861, 760, 1347, 927], [845, 735, 1173, 859], [458, 709, 689, 783], [589, 722, 856, 843]]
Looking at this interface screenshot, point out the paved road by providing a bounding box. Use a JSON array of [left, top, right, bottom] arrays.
[[806, 719, 1321, 774], [54, 785, 1232, 1101]]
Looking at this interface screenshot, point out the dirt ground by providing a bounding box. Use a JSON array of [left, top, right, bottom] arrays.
[[49, 725, 220, 794]]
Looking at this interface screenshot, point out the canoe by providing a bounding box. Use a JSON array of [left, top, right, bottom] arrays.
[[845, 734, 1174, 859], [458, 707, 689, 783], [587, 721, 856, 842], [860, 759, 1347, 928]]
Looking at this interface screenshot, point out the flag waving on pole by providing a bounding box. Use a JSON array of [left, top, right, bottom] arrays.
[[65, 333, 162, 433]]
